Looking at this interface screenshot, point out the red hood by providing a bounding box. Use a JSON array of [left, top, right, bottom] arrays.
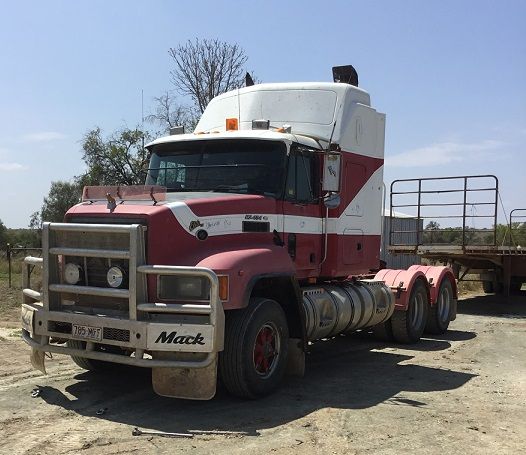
[[66, 192, 278, 220], [65, 191, 280, 267]]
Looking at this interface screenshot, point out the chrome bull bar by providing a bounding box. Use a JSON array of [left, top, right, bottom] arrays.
[[21, 222, 225, 370]]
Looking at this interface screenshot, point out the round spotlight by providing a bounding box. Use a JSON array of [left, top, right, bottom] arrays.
[[64, 263, 81, 285], [107, 266, 124, 288]]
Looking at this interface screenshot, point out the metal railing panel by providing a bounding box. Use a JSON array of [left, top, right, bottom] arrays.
[[389, 175, 499, 249]]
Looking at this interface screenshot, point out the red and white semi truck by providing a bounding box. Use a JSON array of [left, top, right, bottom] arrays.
[[21, 66, 457, 400]]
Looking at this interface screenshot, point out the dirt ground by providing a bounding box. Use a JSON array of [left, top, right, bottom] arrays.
[[0, 291, 525, 455]]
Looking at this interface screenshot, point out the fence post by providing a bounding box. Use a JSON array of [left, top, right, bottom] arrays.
[[7, 243, 11, 288]]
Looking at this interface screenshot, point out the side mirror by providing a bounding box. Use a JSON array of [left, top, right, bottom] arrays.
[[324, 192, 341, 209], [322, 153, 341, 192]]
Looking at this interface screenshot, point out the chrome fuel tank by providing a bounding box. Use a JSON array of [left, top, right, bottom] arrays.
[[302, 280, 395, 341]]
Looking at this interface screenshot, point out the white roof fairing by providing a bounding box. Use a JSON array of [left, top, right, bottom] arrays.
[[196, 82, 371, 142], [146, 81, 385, 160]]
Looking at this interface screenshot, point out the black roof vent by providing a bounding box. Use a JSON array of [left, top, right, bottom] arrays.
[[332, 65, 359, 87]]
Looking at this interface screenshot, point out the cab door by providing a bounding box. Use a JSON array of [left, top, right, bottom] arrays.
[[282, 147, 323, 278]]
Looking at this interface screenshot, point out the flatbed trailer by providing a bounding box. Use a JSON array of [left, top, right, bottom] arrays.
[[388, 175, 526, 296]]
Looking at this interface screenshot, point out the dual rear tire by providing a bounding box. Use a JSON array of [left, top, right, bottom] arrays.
[[425, 279, 453, 334], [390, 280, 429, 343], [375, 279, 454, 344]]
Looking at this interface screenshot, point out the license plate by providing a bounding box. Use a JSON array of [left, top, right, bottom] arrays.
[[72, 324, 102, 342]]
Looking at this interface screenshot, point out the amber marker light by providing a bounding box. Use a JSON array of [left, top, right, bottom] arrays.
[[226, 118, 238, 131], [218, 275, 229, 300]]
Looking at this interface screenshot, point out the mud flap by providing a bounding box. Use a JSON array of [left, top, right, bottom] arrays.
[[152, 355, 218, 400], [286, 338, 305, 377], [30, 348, 46, 374]]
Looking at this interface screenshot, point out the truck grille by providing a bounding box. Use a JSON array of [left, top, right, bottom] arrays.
[[103, 327, 130, 342], [47, 321, 131, 343], [48, 321, 72, 334], [79, 257, 129, 288], [45, 222, 146, 318]]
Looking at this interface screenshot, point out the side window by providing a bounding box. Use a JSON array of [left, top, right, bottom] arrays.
[[285, 151, 318, 203]]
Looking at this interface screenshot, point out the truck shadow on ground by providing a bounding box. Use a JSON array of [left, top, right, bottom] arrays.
[[37, 331, 476, 436], [458, 292, 526, 318]]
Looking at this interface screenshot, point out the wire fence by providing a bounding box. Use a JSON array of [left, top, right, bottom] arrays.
[[3, 244, 42, 288]]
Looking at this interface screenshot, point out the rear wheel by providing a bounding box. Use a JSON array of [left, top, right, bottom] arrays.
[[391, 280, 429, 344], [219, 297, 289, 399], [425, 279, 453, 334]]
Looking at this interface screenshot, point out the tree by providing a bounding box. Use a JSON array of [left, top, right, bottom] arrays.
[[168, 38, 251, 113], [145, 91, 199, 134], [0, 219, 7, 249], [31, 180, 82, 227], [425, 221, 440, 230], [80, 127, 150, 186], [31, 126, 150, 229]]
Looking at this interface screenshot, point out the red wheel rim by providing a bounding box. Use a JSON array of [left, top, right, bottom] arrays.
[[253, 322, 280, 377]]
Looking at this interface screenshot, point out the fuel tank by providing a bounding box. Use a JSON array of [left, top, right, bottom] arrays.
[[302, 280, 395, 341]]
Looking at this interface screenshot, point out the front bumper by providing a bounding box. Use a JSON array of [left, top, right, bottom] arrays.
[[21, 303, 222, 368]]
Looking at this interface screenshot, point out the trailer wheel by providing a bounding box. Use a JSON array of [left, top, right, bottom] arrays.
[[391, 280, 429, 344], [482, 281, 494, 293], [425, 279, 453, 335], [219, 297, 289, 399], [67, 340, 121, 371], [510, 278, 523, 293]]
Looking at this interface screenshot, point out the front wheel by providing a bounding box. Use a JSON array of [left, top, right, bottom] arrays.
[[391, 280, 429, 344], [67, 340, 125, 371], [219, 297, 289, 399]]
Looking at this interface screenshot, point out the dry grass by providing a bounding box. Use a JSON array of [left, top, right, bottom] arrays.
[[457, 280, 483, 295], [0, 272, 23, 321], [0, 256, 41, 322]]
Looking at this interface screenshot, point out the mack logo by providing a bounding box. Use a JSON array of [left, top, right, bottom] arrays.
[[154, 331, 206, 345], [189, 220, 204, 231]]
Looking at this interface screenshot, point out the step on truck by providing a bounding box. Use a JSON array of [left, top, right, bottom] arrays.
[[21, 65, 457, 400]]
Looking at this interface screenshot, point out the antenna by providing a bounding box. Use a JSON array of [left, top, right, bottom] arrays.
[[141, 89, 145, 152], [141, 89, 144, 126]]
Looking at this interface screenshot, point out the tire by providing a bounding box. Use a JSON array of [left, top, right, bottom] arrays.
[[67, 340, 119, 371], [219, 297, 289, 399], [425, 279, 453, 335], [391, 280, 429, 344], [482, 281, 494, 293], [372, 318, 394, 341]]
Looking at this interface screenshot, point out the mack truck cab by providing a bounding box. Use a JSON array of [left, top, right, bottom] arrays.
[[21, 66, 457, 399]]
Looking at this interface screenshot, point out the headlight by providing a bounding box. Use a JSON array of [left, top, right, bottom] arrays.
[[107, 266, 125, 288], [159, 276, 210, 300], [64, 263, 82, 285]]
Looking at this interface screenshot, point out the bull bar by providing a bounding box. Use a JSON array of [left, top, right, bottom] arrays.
[[21, 222, 225, 369]]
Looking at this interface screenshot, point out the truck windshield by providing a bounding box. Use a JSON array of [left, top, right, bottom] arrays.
[[145, 139, 287, 197]]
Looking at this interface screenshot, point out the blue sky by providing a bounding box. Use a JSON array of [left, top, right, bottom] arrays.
[[0, 0, 524, 227]]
